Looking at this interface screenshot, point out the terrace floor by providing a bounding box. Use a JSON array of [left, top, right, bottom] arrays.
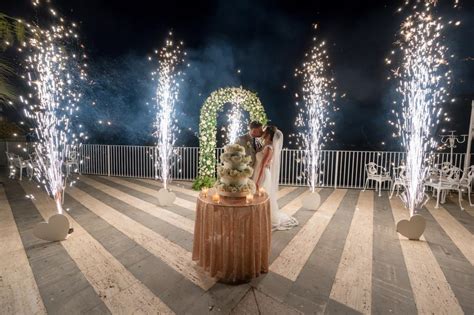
[[1, 174, 473, 314]]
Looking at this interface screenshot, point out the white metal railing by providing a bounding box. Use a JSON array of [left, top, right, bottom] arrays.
[[80, 145, 199, 181], [76, 144, 471, 189], [1, 142, 470, 189]]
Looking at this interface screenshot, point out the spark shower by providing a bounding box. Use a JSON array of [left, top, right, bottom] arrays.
[[295, 26, 337, 193], [19, 0, 87, 214], [389, 0, 454, 215], [150, 33, 185, 189]]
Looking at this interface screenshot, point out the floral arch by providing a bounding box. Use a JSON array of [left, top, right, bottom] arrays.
[[195, 87, 267, 187]]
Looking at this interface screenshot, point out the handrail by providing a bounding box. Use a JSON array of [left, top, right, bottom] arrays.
[[1, 141, 470, 189]]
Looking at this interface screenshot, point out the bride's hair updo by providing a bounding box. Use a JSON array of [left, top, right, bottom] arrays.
[[263, 125, 277, 141]]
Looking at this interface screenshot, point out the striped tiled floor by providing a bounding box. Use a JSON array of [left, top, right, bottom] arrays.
[[1, 175, 473, 314]]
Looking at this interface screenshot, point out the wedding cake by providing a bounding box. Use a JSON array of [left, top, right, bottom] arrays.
[[215, 144, 256, 197]]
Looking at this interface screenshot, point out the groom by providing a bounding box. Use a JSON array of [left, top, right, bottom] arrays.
[[235, 121, 264, 167]]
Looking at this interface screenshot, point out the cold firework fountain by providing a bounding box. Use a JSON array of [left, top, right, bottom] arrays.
[[295, 25, 337, 210], [20, 1, 87, 214], [150, 33, 185, 205], [223, 93, 248, 144], [226, 105, 246, 144], [388, 1, 458, 239], [388, 1, 454, 215]]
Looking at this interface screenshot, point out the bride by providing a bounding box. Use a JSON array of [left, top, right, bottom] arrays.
[[253, 125, 298, 230]]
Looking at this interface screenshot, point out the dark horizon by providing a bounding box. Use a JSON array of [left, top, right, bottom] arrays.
[[1, 0, 473, 151]]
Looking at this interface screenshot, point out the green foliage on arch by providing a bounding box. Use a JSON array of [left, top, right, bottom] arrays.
[[193, 87, 267, 189]]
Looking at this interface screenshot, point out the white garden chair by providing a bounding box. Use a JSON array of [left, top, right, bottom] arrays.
[[459, 166, 474, 207], [65, 150, 80, 177], [363, 162, 392, 197], [27, 153, 40, 179], [390, 165, 406, 199], [438, 162, 454, 177], [424, 165, 463, 210], [6, 152, 29, 180]]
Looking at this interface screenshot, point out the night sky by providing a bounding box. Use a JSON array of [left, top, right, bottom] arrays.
[[1, 0, 473, 150]]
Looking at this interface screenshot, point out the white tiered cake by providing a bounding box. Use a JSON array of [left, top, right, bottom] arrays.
[[215, 144, 256, 197]]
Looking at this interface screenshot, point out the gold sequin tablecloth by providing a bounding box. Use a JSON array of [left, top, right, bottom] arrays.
[[192, 193, 271, 283]]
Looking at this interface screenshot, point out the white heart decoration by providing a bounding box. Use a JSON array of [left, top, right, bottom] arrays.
[[396, 214, 426, 240], [157, 188, 176, 206], [302, 191, 321, 210], [33, 214, 70, 242]]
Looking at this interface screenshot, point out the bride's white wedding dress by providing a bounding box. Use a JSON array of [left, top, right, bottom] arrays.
[[254, 133, 298, 230]]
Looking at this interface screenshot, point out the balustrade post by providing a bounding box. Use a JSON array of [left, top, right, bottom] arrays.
[[107, 145, 111, 177], [334, 151, 339, 189], [154, 147, 158, 180]]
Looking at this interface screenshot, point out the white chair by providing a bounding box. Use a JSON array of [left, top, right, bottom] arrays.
[[65, 150, 80, 177], [459, 166, 474, 207], [390, 165, 406, 199], [27, 152, 40, 179], [363, 162, 392, 197], [424, 165, 463, 210], [6, 152, 29, 180], [5, 152, 14, 178], [438, 162, 454, 177]]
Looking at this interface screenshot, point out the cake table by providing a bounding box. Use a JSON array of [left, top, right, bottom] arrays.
[[192, 192, 271, 283]]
